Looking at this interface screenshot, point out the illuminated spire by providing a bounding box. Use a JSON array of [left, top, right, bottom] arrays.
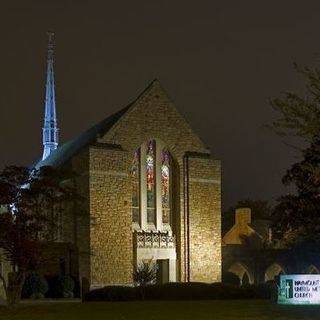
[[42, 31, 59, 160]]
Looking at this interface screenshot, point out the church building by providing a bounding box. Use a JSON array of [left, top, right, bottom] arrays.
[[34, 34, 222, 288]]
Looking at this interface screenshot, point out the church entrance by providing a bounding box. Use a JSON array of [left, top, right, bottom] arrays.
[[156, 259, 169, 284]]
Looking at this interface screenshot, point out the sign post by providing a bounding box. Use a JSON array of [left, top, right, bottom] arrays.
[[278, 274, 320, 305]]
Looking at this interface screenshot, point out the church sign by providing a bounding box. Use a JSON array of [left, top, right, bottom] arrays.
[[278, 275, 320, 305]]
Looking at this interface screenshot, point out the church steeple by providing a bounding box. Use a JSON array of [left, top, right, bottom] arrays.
[[42, 31, 59, 160]]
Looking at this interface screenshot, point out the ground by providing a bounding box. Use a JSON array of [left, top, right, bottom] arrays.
[[0, 300, 319, 320]]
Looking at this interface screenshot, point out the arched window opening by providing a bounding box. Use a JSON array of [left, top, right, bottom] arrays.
[[161, 149, 171, 224], [131, 139, 174, 231], [264, 263, 285, 282], [131, 148, 140, 223], [146, 140, 156, 224], [307, 265, 319, 274], [228, 262, 253, 285], [242, 272, 250, 286]]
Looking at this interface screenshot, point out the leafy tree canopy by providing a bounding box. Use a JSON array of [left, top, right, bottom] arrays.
[[0, 165, 81, 305], [270, 64, 320, 142], [273, 137, 320, 245]]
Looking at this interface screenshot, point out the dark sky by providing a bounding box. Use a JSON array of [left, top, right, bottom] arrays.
[[0, 1, 318, 209]]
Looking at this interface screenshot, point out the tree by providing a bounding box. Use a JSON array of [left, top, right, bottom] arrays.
[[272, 137, 320, 245], [222, 199, 272, 235], [269, 63, 320, 247], [0, 165, 81, 305], [270, 63, 320, 142]]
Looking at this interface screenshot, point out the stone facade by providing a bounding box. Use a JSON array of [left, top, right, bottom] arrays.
[[89, 146, 133, 286], [188, 155, 221, 282], [38, 80, 222, 287]]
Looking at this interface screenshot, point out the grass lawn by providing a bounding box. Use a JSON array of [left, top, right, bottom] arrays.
[[0, 300, 320, 320]]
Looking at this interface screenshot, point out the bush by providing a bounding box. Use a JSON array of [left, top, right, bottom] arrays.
[[22, 272, 48, 299], [133, 261, 157, 287], [46, 274, 75, 298], [86, 286, 138, 302], [222, 272, 241, 286], [58, 275, 75, 298], [84, 282, 273, 302]]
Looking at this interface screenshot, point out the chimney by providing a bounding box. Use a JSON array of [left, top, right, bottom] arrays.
[[235, 208, 251, 226]]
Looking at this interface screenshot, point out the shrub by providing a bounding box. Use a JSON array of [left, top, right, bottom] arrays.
[[133, 261, 158, 299], [58, 275, 75, 298], [222, 272, 241, 286], [84, 282, 273, 302], [22, 272, 48, 299], [85, 286, 138, 302], [46, 274, 75, 298], [46, 275, 60, 298], [133, 261, 157, 287]]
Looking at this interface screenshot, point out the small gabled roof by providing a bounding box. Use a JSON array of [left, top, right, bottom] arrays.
[[34, 80, 160, 169], [250, 219, 271, 239]]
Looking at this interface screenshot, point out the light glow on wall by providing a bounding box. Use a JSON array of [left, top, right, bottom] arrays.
[[278, 274, 320, 305]]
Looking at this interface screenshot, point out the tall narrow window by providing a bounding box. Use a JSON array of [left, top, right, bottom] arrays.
[[146, 140, 156, 224], [131, 148, 140, 223], [161, 149, 171, 224]]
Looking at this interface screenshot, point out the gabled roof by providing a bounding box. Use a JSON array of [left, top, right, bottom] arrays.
[[250, 219, 271, 239], [34, 79, 160, 169]]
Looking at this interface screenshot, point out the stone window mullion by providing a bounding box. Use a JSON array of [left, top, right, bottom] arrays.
[[140, 142, 147, 230], [156, 140, 163, 231]]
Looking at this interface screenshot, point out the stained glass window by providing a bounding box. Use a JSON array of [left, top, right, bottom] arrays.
[[161, 149, 171, 224], [146, 140, 156, 224], [131, 148, 140, 223]]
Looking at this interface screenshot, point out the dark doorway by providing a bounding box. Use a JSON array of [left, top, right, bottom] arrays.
[[156, 259, 169, 284]]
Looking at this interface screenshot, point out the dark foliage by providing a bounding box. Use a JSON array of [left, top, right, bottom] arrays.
[[0, 165, 82, 304], [268, 62, 320, 245], [21, 272, 48, 299], [85, 285, 137, 302], [273, 137, 320, 244], [133, 261, 157, 287], [46, 275, 61, 298], [269, 63, 320, 142], [84, 282, 273, 302], [45, 274, 76, 298], [222, 272, 241, 286], [58, 275, 75, 298]]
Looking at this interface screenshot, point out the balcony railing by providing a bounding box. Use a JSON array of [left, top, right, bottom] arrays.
[[134, 231, 175, 249]]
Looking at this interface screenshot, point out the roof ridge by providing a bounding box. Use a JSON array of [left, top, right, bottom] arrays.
[[34, 80, 163, 169]]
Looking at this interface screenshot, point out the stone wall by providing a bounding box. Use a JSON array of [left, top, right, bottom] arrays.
[[71, 149, 91, 282], [94, 81, 221, 284], [88, 145, 133, 286], [188, 155, 221, 282], [60, 80, 222, 286]]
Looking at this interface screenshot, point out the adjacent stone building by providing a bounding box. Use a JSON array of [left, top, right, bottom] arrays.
[[36, 80, 222, 287], [223, 208, 320, 285]]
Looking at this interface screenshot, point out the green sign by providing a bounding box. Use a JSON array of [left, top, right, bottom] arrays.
[[278, 275, 320, 305]]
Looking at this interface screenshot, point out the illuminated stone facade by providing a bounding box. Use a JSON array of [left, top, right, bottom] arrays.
[[38, 80, 221, 287]]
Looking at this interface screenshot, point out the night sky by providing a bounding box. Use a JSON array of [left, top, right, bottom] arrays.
[[0, 1, 318, 209]]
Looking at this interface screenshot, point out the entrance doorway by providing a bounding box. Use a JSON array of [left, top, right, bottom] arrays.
[[156, 259, 169, 284]]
